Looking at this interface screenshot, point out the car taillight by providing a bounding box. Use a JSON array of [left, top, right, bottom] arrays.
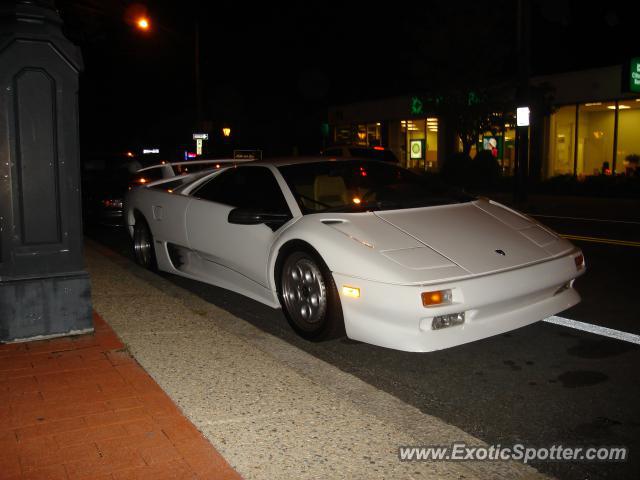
[[574, 253, 585, 271], [102, 199, 123, 209]]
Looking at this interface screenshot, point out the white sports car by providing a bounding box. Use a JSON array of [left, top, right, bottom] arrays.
[[124, 157, 585, 352]]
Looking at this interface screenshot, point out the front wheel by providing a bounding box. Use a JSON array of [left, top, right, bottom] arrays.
[[279, 250, 344, 340], [133, 219, 157, 271]]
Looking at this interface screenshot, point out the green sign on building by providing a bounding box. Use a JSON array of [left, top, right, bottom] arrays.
[[630, 57, 640, 93], [410, 96, 424, 115]]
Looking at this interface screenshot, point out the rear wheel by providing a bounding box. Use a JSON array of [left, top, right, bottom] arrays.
[[279, 250, 344, 340], [133, 218, 157, 270]]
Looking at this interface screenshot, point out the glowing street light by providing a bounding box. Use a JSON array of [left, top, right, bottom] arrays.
[[136, 17, 150, 31], [222, 127, 231, 137]]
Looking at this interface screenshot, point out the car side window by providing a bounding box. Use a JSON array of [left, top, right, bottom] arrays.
[[193, 167, 290, 213], [323, 148, 342, 157], [131, 167, 163, 184]]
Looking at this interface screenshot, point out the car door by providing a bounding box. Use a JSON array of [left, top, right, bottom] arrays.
[[185, 166, 291, 287]]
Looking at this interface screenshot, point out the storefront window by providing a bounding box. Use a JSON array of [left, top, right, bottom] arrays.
[[401, 118, 438, 171], [503, 126, 515, 175], [334, 123, 382, 147], [548, 105, 576, 176], [578, 102, 615, 175], [617, 99, 640, 175], [473, 124, 514, 175]]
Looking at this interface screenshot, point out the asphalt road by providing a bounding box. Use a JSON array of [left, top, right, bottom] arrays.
[[85, 195, 640, 480]]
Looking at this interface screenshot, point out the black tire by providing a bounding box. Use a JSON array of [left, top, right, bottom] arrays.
[[132, 218, 157, 271], [279, 249, 344, 341]]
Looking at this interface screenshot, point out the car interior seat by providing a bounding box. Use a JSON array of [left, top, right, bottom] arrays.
[[313, 175, 348, 207]]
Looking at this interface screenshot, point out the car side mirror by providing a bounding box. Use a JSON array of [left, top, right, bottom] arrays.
[[227, 207, 290, 226]]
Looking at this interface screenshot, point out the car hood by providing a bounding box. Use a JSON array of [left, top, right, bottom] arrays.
[[372, 199, 573, 276]]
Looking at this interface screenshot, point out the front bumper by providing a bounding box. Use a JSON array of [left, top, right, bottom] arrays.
[[333, 252, 583, 352]]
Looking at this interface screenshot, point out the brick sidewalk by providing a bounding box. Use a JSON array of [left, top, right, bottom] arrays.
[[0, 313, 242, 480]]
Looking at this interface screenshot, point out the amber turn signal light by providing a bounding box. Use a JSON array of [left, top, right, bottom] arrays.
[[421, 289, 452, 307], [342, 286, 360, 298]]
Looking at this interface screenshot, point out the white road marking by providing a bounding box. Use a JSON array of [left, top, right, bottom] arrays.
[[544, 316, 640, 345], [531, 214, 640, 225]]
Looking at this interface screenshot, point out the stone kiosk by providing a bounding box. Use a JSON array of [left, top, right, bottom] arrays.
[[0, 1, 92, 341]]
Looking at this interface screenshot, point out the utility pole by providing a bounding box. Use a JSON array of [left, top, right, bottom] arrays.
[[0, 0, 93, 341], [514, 0, 531, 204], [194, 18, 202, 129]]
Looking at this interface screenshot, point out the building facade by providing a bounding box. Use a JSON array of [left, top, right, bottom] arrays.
[[328, 63, 640, 179], [328, 97, 442, 172], [534, 64, 640, 178]]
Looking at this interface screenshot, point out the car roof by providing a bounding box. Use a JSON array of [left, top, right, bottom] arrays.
[[324, 145, 388, 150], [244, 156, 369, 167], [136, 158, 240, 172]]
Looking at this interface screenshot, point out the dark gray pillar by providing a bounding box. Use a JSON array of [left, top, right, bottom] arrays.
[[0, 0, 92, 342]]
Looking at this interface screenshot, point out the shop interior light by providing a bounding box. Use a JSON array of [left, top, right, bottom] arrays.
[[607, 105, 630, 110], [584, 102, 602, 106], [352, 197, 361, 204], [373, 146, 384, 150]]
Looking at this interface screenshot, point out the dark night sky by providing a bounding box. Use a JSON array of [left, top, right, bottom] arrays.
[[53, 1, 640, 161]]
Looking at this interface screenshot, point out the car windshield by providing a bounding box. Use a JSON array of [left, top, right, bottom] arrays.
[[278, 160, 474, 214]]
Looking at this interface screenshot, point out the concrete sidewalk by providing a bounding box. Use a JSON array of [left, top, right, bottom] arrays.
[[86, 239, 551, 480]]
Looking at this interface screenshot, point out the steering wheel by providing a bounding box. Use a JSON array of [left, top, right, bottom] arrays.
[[296, 193, 332, 209]]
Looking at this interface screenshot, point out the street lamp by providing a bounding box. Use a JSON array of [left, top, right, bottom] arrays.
[[130, 10, 202, 129], [136, 17, 150, 31], [222, 127, 231, 137]]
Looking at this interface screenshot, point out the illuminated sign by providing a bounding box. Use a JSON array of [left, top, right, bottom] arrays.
[[516, 106, 530, 127], [142, 148, 159, 154], [410, 140, 424, 160], [196, 138, 203, 156], [410, 97, 424, 115], [192, 133, 209, 140], [630, 58, 640, 93], [482, 136, 502, 158]]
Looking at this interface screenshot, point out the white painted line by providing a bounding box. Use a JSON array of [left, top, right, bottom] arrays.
[[531, 214, 640, 225], [544, 316, 640, 345]]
